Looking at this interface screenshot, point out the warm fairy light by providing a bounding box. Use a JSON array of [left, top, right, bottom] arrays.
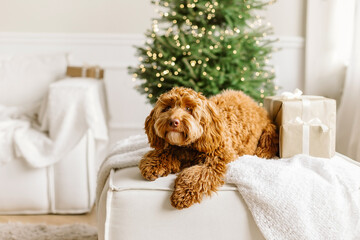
[[227, 45, 231, 49], [241, 77, 245, 81], [160, 77, 165, 81], [216, 66, 220, 70], [203, 72, 207, 76], [148, 94, 153, 98], [180, 4, 184, 8], [144, 87, 149, 92], [156, 73, 160, 77], [157, 83, 162, 88], [190, 60, 196, 66], [210, 46, 214, 49], [233, 50, 237, 54]]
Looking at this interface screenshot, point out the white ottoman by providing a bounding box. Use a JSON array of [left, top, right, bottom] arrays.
[[97, 166, 264, 240]]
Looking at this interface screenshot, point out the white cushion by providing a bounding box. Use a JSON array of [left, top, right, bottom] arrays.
[[0, 54, 67, 107], [97, 167, 265, 240]]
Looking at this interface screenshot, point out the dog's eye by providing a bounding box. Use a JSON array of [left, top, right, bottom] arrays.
[[163, 106, 171, 112], [185, 107, 192, 112]]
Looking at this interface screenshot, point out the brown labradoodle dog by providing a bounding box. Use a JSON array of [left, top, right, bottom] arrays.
[[139, 87, 278, 209]]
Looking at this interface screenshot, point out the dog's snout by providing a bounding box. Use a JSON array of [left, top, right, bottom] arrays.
[[169, 119, 180, 128]]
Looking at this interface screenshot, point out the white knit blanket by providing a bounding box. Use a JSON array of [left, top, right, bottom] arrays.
[[97, 135, 360, 240]]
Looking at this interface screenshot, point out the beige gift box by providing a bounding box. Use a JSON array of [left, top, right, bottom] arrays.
[[264, 90, 336, 158]]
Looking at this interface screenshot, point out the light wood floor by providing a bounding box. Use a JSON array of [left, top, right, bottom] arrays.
[[0, 207, 97, 226]]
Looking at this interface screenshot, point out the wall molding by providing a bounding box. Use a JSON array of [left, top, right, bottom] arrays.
[[0, 32, 145, 46], [0, 32, 304, 48]]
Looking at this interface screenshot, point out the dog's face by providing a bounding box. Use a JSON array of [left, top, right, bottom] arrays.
[[146, 87, 206, 146], [145, 87, 221, 148]]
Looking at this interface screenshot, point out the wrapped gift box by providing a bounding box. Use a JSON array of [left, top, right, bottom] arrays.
[[264, 89, 336, 158], [66, 66, 104, 79]]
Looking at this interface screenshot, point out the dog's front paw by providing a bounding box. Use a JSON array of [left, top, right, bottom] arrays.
[[139, 158, 170, 181], [170, 166, 203, 209]]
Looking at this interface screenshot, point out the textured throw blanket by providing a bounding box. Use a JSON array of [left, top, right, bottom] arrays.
[[97, 135, 360, 240], [0, 78, 108, 167]]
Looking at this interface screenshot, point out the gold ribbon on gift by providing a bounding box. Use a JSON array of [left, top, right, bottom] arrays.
[[288, 117, 329, 155]]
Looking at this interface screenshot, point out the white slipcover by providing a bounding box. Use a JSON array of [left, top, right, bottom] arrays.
[[0, 131, 96, 214], [97, 167, 265, 240]]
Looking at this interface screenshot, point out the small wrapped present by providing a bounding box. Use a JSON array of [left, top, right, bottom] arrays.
[[66, 65, 104, 79], [264, 89, 336, 158]]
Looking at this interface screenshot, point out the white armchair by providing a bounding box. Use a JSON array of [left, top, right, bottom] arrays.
[[0, 54, 108, 214]]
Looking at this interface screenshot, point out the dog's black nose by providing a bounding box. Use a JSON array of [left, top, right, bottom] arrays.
[[169, 119, 180, 128]]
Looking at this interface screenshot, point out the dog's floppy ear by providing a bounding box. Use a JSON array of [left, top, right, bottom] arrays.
[[193, 100, 224, 153], [145, 109, 165, 149]]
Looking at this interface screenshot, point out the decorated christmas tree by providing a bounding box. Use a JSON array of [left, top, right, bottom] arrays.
[[129, 0, 277, 105]]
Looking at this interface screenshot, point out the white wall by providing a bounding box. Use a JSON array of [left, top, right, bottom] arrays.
[[1, 0, 305, 36], [0, 0, 306, 140]]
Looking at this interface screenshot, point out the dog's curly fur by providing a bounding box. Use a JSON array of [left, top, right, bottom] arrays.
[[139, 87, 278, 209]]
